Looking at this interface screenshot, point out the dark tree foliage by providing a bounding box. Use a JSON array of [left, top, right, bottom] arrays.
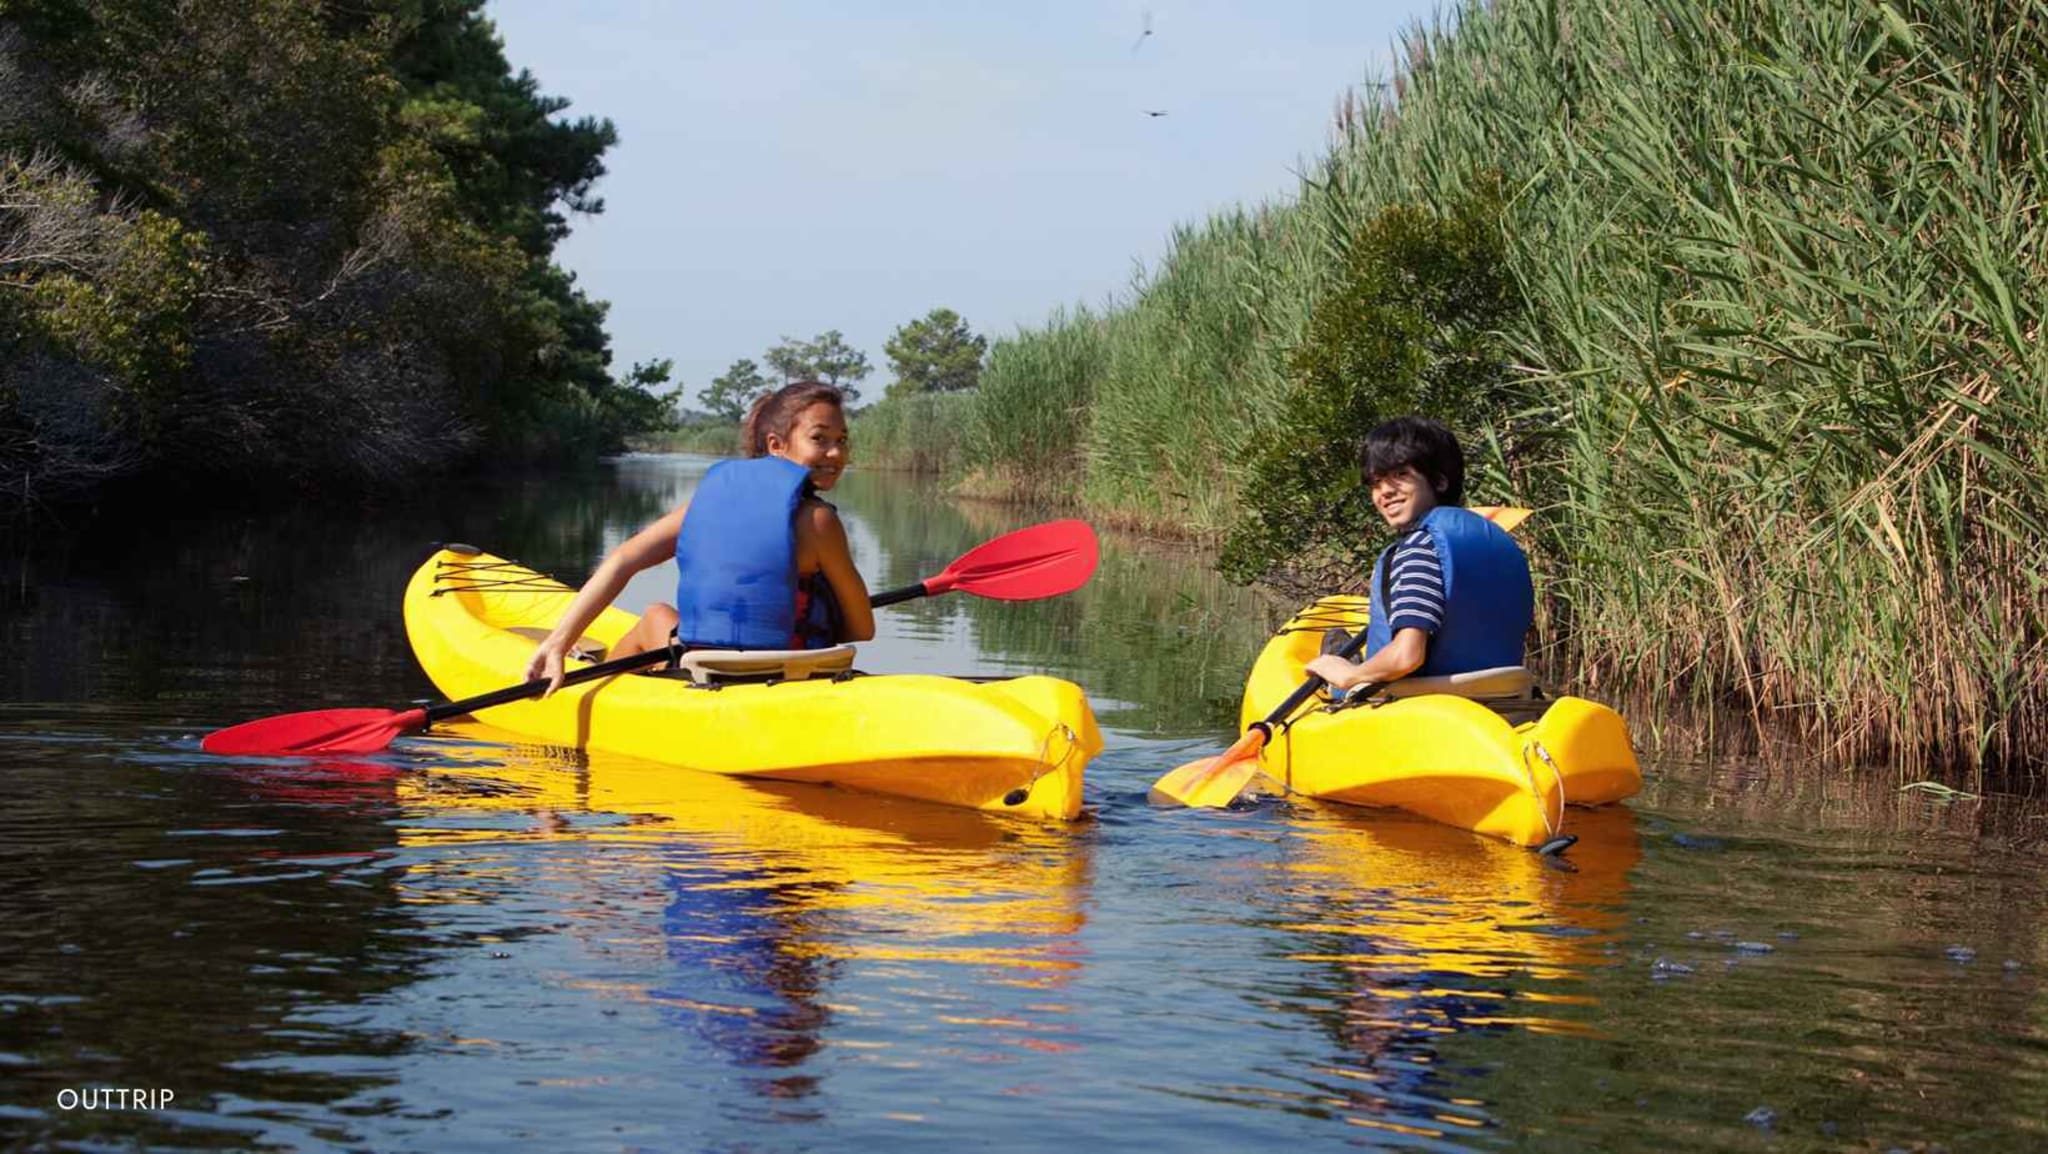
[[0, 0, 659, 512], [1219, 175, 1517, 592], [884, 307, 986, 396]]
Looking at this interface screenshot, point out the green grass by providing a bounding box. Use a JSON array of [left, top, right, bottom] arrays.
[[848, 393, 975, 475], [802, 0, 2048, 775], [628, 423, 742, 455]]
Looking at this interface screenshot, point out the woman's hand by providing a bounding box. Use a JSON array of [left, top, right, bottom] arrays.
[[525, 639, 570, 698], [1305, 653, 1361, 690]]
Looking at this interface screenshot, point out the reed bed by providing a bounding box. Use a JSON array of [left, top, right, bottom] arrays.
[[957, 306, 1108, 503], [891, 0, 2048, 772], [629, 423, 742, 456], [1325, 0, 2048, 774], [848, 393, 976, 475]]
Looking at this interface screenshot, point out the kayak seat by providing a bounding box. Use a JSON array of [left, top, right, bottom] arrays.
[[677, 645, 857, 685], [1381, 665, 1536, 701], [506, 626, 609, 663]]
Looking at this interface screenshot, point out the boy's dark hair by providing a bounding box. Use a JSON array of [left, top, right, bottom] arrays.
[[1360, 416, 1464, 506]]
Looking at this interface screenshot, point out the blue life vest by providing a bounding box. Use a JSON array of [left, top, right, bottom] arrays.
[[1365, 504, 1532, 676], [673, 456, 835, 649]]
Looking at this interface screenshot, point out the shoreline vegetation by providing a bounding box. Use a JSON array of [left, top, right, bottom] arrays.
[[851, 0, 2047, 778], [8, 0, 2041, 777], [1, 2, 677, 513]]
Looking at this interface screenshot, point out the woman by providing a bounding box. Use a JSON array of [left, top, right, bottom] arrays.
[[523, 381, 876, 696]]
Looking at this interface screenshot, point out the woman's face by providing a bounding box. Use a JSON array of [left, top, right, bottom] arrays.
[[767, 402, 850, 490]]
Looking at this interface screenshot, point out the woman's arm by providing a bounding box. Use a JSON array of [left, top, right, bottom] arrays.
[[524, 502, 689, 691], [1304, 627, 1427, 691], [801, 502, 875, 642]]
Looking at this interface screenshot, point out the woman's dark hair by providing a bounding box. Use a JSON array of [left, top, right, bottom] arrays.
[[742, 380, 845, 457], [1359, 416, 1464, 506]]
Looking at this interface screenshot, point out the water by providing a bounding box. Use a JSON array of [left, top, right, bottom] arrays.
[[4, 455, 2046, 1151]]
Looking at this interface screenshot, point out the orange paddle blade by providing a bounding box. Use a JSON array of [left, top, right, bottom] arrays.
[[1148, 728, 1270, 808], [1470, 505, 1533, 533]]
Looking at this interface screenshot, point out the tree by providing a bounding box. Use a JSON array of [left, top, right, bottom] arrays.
[[807, 330, 871, 398], [884, 308, 987, 396], [701, 358, 769, 421], [763, 329, 871, 403], [0, 0, 633, 508], [602, 358, 678, 437], [1219, 180, 1514, 591]]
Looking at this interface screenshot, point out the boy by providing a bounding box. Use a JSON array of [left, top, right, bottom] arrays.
[[1304, 417, 1532, 693]]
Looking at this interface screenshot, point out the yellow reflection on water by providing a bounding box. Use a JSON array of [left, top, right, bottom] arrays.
[[1262, 803, 1641, 1118], [396, 721, 1090, 969], [1215, 805, 1643, 1134], [1274, 803, 1640, 983], [387, 722, 1095, 1085]]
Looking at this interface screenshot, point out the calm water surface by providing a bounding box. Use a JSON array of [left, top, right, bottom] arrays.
[[4, 455, 2046, 1151]]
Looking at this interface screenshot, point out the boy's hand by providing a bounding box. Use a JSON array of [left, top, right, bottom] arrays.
[[1306, 653, 1360, 690]]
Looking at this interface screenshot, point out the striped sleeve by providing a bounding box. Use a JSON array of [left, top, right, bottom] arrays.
[[1385, 526, 1445, 635]]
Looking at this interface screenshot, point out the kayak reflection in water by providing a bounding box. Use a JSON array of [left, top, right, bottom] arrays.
[[655, 859, 833, 1095], [521, 381, 877, 696], [1274, 807, 1641, 1135]]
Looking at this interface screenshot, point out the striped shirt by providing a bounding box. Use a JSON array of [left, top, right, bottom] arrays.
[[1383, 526, 1446, 635]]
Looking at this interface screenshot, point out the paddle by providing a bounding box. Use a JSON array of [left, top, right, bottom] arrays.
[[202, 519, 1101, 757], [1148, 505, 1532, 808]]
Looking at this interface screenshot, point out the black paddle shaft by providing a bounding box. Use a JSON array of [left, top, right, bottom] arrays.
[[1245, 623, 1392, 742], [426, 578, 934, 722], [867, 581, 927, 609], [1256, 557, 1403, 737], [423, 647, 672, 722], [1250, 627, 1381, 740]]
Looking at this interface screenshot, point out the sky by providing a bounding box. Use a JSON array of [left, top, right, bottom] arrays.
[[486, 1, 1437, 409]]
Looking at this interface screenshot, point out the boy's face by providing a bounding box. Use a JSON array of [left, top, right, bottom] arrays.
[[1369, 464, 1440, 530]]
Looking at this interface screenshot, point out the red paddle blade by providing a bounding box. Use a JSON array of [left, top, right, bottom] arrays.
[[925, 519, 1099, 601], [201, 707, 429, 756]]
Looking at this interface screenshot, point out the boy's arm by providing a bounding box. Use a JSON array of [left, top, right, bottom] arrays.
[[1302, 525, 1441, 690], [1306, 628, 1427, 690]]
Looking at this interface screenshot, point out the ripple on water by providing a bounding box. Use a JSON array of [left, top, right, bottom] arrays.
[[7, 465, 2048, 1152]]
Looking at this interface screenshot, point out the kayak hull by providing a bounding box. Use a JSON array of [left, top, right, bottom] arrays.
[[404, 548, 1100, 821], [1241, 596, 1641, 847]]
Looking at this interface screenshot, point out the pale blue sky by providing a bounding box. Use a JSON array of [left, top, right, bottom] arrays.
[[486, 1, 1434, 408]]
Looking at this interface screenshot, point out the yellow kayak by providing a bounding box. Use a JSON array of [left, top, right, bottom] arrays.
[[1240, 596, 1642, 846], [403, 547, 1101, 821]]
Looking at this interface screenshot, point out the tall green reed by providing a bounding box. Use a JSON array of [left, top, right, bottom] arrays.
[[1319, 0, 2048, 772], [970, 0, 2046, 772], [849, 393, 975, 475]]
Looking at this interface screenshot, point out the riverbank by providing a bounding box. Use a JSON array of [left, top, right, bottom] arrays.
[[849, 0, 2048, 778]]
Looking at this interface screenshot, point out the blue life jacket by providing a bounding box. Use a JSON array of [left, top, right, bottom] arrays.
[[673, 456, 836, 649], [1365, 504, 1532, 676]]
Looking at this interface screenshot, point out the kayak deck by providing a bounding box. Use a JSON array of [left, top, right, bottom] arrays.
[[404, 548, 1101, 821]]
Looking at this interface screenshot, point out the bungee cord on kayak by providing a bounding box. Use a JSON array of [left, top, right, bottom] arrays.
[[429, 555, 579, 597]]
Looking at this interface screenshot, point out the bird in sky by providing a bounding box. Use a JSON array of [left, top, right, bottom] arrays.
[[1131, 9, 1153, 53], [1143, 109, 1168, 117]]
